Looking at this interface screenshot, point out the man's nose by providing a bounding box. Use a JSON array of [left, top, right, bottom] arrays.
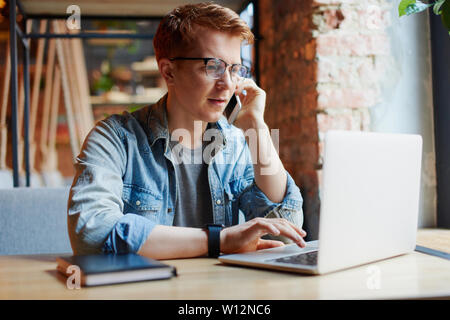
[[215, 68, 234, 90]]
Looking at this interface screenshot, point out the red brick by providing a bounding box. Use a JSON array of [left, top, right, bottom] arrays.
[[317, 111, 354, 132], [313, 0, 357, 5], [316, 33, 390, 56], [304, 39, 317, 61], [323, 9, 345, 30], [317, 87, 379, 109]]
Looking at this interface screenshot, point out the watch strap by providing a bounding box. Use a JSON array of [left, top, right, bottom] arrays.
[[206, 224, 224, 258]]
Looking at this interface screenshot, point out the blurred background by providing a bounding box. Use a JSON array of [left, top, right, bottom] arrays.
[[1, 0, 448, 239]]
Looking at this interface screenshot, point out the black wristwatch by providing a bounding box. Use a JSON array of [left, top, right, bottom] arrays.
[[206, 224, 225, 258]]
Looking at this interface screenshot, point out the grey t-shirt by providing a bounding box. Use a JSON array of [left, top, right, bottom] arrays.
[[169, 138, 213, 228]]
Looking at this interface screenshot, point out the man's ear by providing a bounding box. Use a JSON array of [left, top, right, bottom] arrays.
[[158, 58, 175, 86]]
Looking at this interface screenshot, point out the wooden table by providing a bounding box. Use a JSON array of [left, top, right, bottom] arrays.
[[0, 229, 449, 300]]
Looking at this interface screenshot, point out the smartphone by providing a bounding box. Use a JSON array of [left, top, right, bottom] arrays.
[[224, 94, 242, 124]]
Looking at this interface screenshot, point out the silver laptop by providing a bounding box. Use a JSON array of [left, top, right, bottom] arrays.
[[219, 130, 423, 275]]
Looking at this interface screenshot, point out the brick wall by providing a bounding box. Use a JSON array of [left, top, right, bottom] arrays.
[[258, 0, 391, 239]]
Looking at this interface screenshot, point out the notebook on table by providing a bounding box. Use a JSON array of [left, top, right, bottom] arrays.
[[56, 253, 177, 287]]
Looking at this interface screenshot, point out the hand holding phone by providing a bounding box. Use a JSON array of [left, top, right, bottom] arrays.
[[224, 94, 242, 124]]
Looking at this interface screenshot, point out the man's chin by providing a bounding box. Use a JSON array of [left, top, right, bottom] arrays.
[[202, 112, 224, 123]]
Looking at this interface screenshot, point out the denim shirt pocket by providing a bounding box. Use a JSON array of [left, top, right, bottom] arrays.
[[122, 184, 163, 224]]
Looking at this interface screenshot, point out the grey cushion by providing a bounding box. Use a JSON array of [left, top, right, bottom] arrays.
[[0, 187, 72, 255]]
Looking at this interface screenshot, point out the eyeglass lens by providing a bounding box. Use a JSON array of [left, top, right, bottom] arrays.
[[205, 59, 247, 81]]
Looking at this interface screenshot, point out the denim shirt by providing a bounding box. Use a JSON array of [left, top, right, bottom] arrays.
[[67, 94, 304, 255]]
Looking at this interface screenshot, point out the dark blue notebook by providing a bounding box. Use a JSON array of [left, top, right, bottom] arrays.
[[56, 253, 176, 286]]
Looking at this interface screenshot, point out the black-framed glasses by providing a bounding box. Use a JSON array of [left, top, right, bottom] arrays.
[[169, 57, 249, 82]]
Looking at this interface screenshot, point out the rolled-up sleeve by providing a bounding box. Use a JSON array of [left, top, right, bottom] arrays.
[[239, 167, 304, 225], [67, 117, 154, 255], [102, 214, 157, 254], [237, 146, 304, 243]]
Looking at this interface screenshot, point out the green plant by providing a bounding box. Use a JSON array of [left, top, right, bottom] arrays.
[[399, 0, 450, 35], [128, 105, 144, 113], [92, 60, 114, 94], [93, 20, 140, 54]]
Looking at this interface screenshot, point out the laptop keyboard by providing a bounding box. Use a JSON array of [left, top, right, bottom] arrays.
[[268, 251, 318, 266]]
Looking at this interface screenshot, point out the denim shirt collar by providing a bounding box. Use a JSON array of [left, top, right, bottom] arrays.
[[146, 93, 228, 153]]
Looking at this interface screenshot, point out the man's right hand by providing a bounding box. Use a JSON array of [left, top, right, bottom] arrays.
[[220, 217, 307, 254]]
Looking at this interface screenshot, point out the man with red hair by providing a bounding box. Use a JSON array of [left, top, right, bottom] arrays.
[[68, 2, 306, 259]]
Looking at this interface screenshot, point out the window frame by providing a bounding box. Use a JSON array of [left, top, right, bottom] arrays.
[[429, 12, 450, 228]]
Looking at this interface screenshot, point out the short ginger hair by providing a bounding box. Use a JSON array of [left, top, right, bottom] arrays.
[[153, 2, 254, 61]]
